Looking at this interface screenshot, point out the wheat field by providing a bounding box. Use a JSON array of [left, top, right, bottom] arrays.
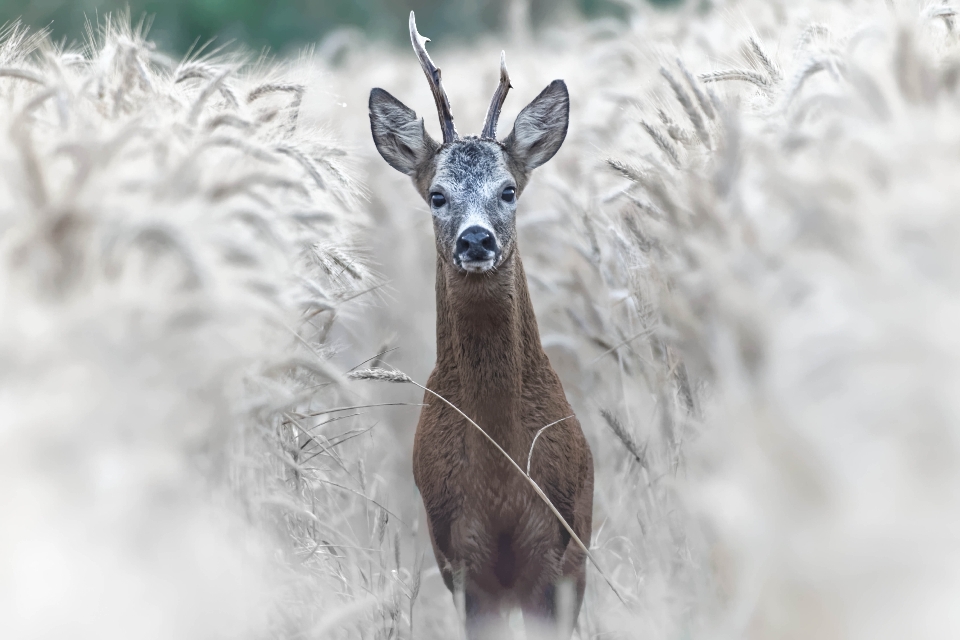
[[2, 1, 959, 639]]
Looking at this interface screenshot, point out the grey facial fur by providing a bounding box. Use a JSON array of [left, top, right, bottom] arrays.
[[428, 139, 516, 272], [369, 79, 570, 274]]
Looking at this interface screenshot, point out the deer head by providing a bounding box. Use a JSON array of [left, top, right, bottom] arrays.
[[369, 12, 569, 274]]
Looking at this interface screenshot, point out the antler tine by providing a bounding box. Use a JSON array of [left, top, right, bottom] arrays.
[[481, 51, 512, 140], [409, 11, 458, 143]]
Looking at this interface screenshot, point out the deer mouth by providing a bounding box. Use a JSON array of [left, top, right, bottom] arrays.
[[459, 257, 497, 274]]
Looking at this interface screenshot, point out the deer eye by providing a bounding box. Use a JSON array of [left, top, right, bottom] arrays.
[[431, 192, 446, 208], [501, 187, 516, 203]]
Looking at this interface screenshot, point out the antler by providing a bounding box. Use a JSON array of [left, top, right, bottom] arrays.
[[481, 51, 512, 139], [409, 11, 458, 144]]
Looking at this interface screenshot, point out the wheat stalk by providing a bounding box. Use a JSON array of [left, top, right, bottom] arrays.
[[527, 415, 575, 475], [348, 367, 630, 604]]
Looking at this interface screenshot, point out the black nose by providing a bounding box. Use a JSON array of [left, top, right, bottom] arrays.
[[456, 226, 498, 262]]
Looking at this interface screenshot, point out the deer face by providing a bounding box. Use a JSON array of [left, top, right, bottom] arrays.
[[368, 13, 569, 275], [427, 139, 516, 273]]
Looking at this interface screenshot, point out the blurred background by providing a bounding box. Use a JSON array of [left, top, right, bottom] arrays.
[[2, 0, 680, 56], [5, 0, 960, 639]]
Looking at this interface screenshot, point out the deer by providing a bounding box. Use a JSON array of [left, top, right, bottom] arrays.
[[368, 12, 594, 640]]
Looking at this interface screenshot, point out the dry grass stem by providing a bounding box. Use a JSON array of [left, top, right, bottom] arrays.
[[350, 366, 629, 604]]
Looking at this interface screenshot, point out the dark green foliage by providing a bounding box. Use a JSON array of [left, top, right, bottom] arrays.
[[1, 0, 680, 57]]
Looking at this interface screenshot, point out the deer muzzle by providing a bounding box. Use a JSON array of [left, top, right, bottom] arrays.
[[455, 225, 501, 272]]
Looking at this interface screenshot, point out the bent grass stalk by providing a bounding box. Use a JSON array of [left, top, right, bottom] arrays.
[[527, 416, 574, 475], [347, 366, 630, 605]]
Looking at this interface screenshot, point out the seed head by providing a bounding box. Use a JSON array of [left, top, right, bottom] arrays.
[[347, 368, 413, 384]]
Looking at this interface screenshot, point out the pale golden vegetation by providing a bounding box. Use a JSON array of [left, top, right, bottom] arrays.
[[3, 1, 960, 639]]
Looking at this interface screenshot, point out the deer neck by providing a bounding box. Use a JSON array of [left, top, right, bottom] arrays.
[[434, 250, 546, 455]]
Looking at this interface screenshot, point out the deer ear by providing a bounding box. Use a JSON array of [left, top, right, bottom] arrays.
[[503, 80, 569, 172], [369, 88, 439, 176]]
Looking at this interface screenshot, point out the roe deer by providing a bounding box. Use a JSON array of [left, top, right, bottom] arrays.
[[368, 13, 594, 640]]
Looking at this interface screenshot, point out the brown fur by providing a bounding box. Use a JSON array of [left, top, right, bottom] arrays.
[[369, 61, 585, 637], [413, 248, 594, 638]]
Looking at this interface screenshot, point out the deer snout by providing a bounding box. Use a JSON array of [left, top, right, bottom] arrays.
[[456, 226, 500, 270]]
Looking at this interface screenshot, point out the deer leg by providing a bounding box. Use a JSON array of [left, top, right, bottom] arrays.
[[463, 588, 510, 640], [522, 577, 581, 640]]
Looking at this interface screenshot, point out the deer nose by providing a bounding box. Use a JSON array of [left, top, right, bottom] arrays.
[[456, 226, 499, 262]]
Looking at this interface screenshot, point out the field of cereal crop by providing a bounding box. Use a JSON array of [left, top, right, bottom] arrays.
[[2, 2, 959, 638]]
